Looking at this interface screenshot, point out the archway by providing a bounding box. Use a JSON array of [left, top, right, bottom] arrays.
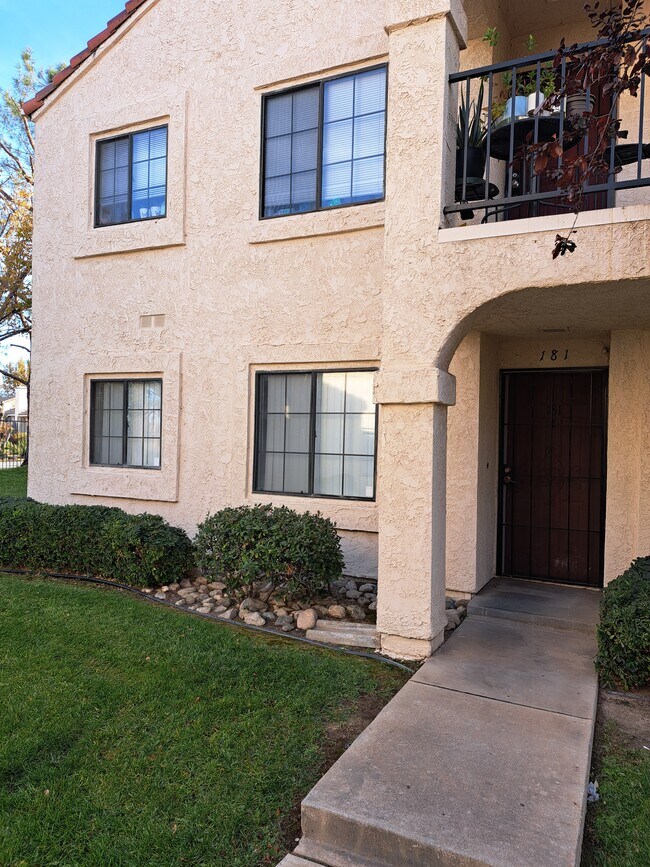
[[440, 277, 650, 597]]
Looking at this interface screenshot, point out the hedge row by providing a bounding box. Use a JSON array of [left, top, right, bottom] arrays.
[[596, 557, 650, 690], [0, 499, 344, 595], [0, 498, 193, 587]]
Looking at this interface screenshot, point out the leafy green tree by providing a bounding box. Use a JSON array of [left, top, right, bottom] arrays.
[[0, 49, 64, 387]]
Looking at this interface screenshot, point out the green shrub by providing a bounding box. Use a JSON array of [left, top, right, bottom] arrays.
[[194, 504, 344, 597], [0, 500, 193, 587], [596, 557, 650, 690]]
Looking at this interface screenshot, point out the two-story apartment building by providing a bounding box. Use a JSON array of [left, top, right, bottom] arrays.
[[25, 0, 650, 659]]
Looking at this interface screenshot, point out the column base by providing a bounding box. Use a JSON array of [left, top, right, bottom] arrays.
[[380, 628, 445, 661]]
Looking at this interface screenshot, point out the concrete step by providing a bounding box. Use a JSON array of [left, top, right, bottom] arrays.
[[467, 575, 601, 635], [306, 622, 379, 649], [286, 581, 599, 867], [292, 678, 595, 867], [276, 855, 326, 867], [314, 619, 377, 632]]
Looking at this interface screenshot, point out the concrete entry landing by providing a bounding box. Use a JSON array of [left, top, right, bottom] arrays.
[[280, 578, 600, 867], [467, 576, 601, 635]]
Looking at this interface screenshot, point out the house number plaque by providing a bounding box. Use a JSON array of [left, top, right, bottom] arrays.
[[539, 349, 569, 362]]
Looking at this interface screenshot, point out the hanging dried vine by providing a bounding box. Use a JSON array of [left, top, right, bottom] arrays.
[[522, 1, 650, 257]]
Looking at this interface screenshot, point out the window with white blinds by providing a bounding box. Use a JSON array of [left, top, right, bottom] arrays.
[[90, 379, 162, 469], [262, 66, 387, 218], [96, 126, 168, 227], [254, 370, 377, 500]]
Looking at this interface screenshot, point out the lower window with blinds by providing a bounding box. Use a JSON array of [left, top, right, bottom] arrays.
[[90, 379, 162, 469], [254, 370, 377, 500]]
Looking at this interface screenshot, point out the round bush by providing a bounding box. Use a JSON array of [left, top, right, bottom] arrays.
[[194, 504, 344, 597], [596, 557, 650, 690]]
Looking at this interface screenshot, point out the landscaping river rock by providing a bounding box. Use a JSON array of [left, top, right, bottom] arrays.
[[143, 578, 468, 641], [141, 575, 380, 637]]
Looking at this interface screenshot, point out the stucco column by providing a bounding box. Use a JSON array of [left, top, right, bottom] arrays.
[[374, 3, 465, 659], [604, 330, 650, 582], [375, 369, 456, 659]]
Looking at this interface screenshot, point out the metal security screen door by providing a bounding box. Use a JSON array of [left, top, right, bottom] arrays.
[[499, 369, 607, 587]]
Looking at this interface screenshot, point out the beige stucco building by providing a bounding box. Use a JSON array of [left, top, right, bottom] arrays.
[[26, 0, 650, 658]]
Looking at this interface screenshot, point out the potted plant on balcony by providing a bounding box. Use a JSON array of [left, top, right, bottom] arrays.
[[484, 31, 557, 122], [456, 78, 486, 182]]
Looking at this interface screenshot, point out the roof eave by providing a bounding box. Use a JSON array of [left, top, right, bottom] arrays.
[[22, 0, 151, 118]]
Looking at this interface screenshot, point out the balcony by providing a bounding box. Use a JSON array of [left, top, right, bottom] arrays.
[[445, 28, 650, 226]]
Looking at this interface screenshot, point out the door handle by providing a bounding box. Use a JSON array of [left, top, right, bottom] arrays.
[[503, 466, 515, 485]]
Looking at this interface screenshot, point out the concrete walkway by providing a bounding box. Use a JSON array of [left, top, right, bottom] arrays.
[[280, 578, 600, 867]]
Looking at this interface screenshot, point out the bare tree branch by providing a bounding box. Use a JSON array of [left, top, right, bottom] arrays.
[[0, 366, 28, 386], [0, 140, 33, 186]]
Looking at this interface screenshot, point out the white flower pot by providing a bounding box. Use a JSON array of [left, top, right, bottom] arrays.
[[527, 91, 550, 116]]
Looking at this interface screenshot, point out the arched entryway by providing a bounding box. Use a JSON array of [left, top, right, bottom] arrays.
[[440, 280, 650, 600]]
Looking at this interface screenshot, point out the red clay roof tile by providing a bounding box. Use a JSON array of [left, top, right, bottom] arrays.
[[22, 0, 150, 117]]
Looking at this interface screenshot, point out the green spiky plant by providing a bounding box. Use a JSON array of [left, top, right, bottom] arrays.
[[457, 78, 486, 149]]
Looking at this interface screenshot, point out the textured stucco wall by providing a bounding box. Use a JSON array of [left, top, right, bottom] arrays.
[[447, 332, 481, 593], [29, 0, 387, 576], [29, 0, 650, 656], [605, 330, 650, 582], [475, 332, 499, 590], [446, 330, 500, 597]]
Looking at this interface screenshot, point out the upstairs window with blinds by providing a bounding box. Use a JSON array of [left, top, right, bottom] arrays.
[[261, 66, 387, 218], [95, 125, 168, 227]]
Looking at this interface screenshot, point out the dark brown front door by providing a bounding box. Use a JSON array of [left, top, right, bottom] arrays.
[[499, 369, 607, 587]]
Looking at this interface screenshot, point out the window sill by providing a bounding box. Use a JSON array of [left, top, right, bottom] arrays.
[[72, 92, 187, 260], [249, 201, 385, 245], [73, 218, 185, 259], [70, 466, 176, 502], [438, 203, 650, 244]]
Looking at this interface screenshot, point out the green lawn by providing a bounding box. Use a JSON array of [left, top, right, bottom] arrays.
[[0, 465, 27, 498], [0, 574, 406, 866], [583, 719, 650, 866]]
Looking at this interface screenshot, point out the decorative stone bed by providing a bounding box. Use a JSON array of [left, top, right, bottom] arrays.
[[142, 575, 379, 636], [445, 596, 469, 631], [141, 574, 468, 642]]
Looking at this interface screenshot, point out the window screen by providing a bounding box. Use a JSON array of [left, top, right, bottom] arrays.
[[91, 379, 162, 469], [96, 126, 168, 227], [254, 370, 377, 499], [131, 127, 168, 220], [261, 66, 386, 218]]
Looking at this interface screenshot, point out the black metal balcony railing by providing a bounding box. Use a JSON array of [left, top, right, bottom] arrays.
[[446, 29, 650, 223]]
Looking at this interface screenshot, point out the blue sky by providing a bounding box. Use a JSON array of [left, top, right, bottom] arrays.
[[0, 0, 122, 91]]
